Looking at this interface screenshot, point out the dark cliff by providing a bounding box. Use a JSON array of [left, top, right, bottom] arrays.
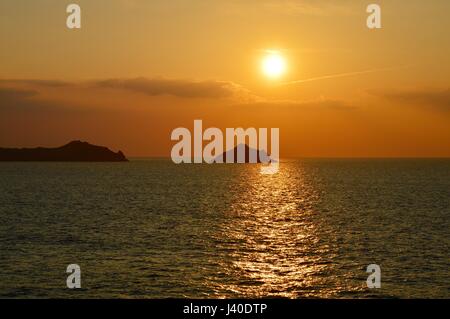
[[0, 141, 128, 162]]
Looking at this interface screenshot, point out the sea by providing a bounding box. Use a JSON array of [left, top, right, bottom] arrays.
[[0, 159, 448, 298]]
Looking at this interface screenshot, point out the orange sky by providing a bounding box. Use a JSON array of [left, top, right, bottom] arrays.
[[0, 0, 449, 157]]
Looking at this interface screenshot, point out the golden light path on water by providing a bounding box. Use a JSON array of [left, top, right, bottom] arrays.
[[204, 161, 339, 298], [1, 160, 447, 298]]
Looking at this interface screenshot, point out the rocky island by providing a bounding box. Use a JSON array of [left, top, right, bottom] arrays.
[[0, 141, 128, 162], [215, 144, 273, 163]]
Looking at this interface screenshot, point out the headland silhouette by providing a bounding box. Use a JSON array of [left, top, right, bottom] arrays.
[[0, 141, 128, 162]]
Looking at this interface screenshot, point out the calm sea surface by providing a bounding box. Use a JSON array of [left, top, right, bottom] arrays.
[[0, 159, 448, 298]]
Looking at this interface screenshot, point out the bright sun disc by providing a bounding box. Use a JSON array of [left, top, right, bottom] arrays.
[[262, 52, 286, 78]]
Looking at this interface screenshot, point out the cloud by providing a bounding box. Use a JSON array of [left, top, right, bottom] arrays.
[[369, 88, 450, 111], [0, 87, 37, 101], [0, 78, 354, 112], [0, 80, 76, 112], [0, 79, 70, 87], [1, 77, 261, 102], [1, 78, 356, 112], [0, 86, 70, 113], [0, 87, 44, 111], [93, 77, 259, 101], [236, 97, 355, 110]]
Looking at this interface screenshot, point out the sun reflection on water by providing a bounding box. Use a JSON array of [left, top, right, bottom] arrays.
[[205, 162, 333, 298]]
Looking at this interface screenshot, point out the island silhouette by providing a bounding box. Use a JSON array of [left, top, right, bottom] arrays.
[[0, 141, 128, 162], [215, 144, 273, 163]]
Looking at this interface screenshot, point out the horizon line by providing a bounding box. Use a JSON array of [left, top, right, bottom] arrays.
[[127, 156, 450, 160]]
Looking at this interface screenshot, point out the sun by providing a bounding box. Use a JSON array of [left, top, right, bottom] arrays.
[[262, 51, 286, 79]]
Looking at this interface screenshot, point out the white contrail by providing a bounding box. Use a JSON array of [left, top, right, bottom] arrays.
[[280, 66, 408, 86]]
